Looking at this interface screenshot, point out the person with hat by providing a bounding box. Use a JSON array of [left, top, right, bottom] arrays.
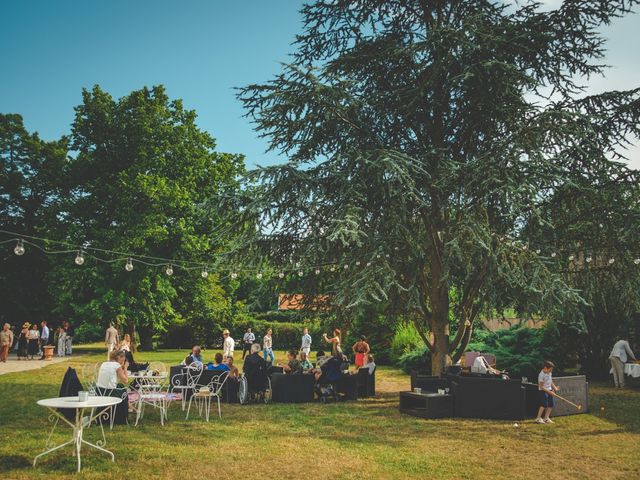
[[222, 329, 235, 359], [0, 323, 14, 362], [16, 323, 29, 360]]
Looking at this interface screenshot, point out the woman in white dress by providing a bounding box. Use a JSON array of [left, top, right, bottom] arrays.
[[96, 350, 130, 423]]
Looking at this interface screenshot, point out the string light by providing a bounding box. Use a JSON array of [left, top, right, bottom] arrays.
[[230, 272, 238, 279], [355, 261, 361, 266], [201, 268, 208, 278], [330, 266, 336, 272], [125, 258, 134, 271], [634, 259, 640, 265], [256, 272, 263, 279], [608, 258, 615, 265], [568, 255, 575, 261], [315, 269, 321, 275], [343, 264, 349, 269], [14, 239, 25, 256], [165, 265, 174, 276], [297, 270, 303, 277], [535, 249, 541, 254], [74, 250, 85, 265], [586, 256, 593, 263], [366, 262, 371, 267], [278, 272, 285, 279], [551, 252, 557, 258]]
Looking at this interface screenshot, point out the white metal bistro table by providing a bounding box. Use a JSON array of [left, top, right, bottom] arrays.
[[624, 363, 640, 378], [33, 396, 122, 472]]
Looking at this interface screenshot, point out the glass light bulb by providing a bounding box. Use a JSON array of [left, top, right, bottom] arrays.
[[376, 254, 381, 259], [166, 265, 174, 276], [608, 258, 615, 265], [586, 256, 592, 263], [551, 252, 557, 258], [535, 249, 541, 254], [315, 269, 320, 275], [355, 261, 361, 266], [330, 266, 336, 272], [278, 272, 285, 278], [14, 239, 25, 256], [125, 258, 134, 271], [568, 255, 575, 261], [75, 251, 85, 265], [366, 262, 371, 267], [634, 259, 640, 265], [201, 269, 208, 278], [343, 264, 349, 269], [298, 270, 303, 277], [256, 272, 263, 279], [231, 272, 238, 279]]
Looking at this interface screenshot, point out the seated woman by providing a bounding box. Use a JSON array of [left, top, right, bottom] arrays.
[[279, 350, 302, 374], [96, 350, 130, 423], [208, 352, 230, 372], [225, 355, 239, 379], [361, 354, 376, 374]]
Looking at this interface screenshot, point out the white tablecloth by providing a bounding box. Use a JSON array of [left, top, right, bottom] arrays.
[[624, 363, 640, 378]]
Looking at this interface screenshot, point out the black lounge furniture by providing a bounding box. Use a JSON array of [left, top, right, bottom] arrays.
[[270, 373, 315, 403], [399, 391, 454, 419]]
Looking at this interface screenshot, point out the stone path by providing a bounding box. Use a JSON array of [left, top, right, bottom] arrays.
[[0, 352, 75, 375]]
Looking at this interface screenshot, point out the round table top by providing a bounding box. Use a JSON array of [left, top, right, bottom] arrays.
[[37, 396, 122, 409]]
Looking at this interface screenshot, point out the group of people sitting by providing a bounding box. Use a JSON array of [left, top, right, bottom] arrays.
[[184, 346, 239, 378]]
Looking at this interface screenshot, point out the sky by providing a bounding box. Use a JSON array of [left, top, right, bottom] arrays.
[[0, 0, 638, 169]]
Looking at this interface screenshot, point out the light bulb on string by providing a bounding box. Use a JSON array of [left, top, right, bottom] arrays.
[[551, 252, 557, 258], [568, 255, 575, 261], [230, 272, 238, 280], [376, 254, 381, 259], [330, 266, 336, 272], [343, 264, 349, 270], [586, 256, 593, 263], [366, 262, 371, 267], [165, 265, 174, 276], [608, 258, 615, 265], [634, 259, 640, 265], [315, 268, 321, 275], [298, 270, 303, 277], [385, 254, 390, 259], [256, 272, 263, 279], [14, 239, 25, 256], [355, 261, 361, 266], [201, 268, 208, 278], [125, 258, 134, 272], [75, 250, 85, 265], [535, 249, 541, 255], [278, 271, 285, 279]]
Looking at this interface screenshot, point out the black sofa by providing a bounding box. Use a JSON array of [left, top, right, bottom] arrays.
[[449, 375, 526, 420], [357, 368, 376, 397], [270, 373, 315, 403], [411, 373, 450, 392]]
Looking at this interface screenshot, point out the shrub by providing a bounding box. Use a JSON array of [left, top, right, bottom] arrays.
[[467, 325, 560, 378], [390, 322, 425, 363], [397, 346, 432, 374]]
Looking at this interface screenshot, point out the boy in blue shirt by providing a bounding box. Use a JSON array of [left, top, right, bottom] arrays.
[[535, 360, 559, 424]]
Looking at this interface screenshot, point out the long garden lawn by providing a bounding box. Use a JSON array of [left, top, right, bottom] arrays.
[[1, 345, 639, 480]]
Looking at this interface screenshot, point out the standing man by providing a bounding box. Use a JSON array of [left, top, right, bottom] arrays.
[[222, 329, 235, 359], [105, 323, 120, 359], [0, 323, 14, 362], [610, 337, 636, 388], [64, 321, 74, 356], [39, 321, 50, 359], [300, 327, 312, 356], [242, 327, 255, 360]]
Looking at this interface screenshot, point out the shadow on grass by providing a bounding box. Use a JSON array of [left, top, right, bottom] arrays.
[[0, 455, 31, 472]]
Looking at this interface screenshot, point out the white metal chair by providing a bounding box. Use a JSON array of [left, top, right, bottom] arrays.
[[134, 374, 170, 426], [171, 363, 203, 411], [186, 371, 229, 422]]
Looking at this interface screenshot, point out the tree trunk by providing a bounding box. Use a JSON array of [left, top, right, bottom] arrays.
[[127, 320, 137, 353], [431, 312, 451, 375]]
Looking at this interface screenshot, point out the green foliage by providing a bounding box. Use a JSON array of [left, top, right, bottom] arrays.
[[390, 322, 425, 363], [467, 326, 560, 378], [73, 321, 104, 344], [397, 346, 432, 375]]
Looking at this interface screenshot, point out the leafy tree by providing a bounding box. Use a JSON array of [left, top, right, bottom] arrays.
[[49, 85, 244, 349], [237, 0, 640, 374], [526, 171, 640, 376], [0, 114, 68, 324]]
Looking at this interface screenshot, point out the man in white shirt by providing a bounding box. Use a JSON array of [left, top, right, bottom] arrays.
[[242, 327, 255, 359], [609, 338, 636, 388], [223, 329, 235, 358], [301, 327, 312, 355], [39, 321, 50, 359]]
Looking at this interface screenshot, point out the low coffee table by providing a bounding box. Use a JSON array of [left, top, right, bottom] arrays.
[[399, 391, 454, 419]]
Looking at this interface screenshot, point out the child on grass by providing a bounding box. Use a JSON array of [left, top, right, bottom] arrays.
[[535, 360, 559, 424]]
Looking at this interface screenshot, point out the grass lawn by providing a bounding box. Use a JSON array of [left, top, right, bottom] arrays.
[[1, 344, 639, 479]]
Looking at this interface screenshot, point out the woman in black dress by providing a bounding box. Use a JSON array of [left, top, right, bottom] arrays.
[[27, 324, 40, 360], [17, 323, 29, 360]]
